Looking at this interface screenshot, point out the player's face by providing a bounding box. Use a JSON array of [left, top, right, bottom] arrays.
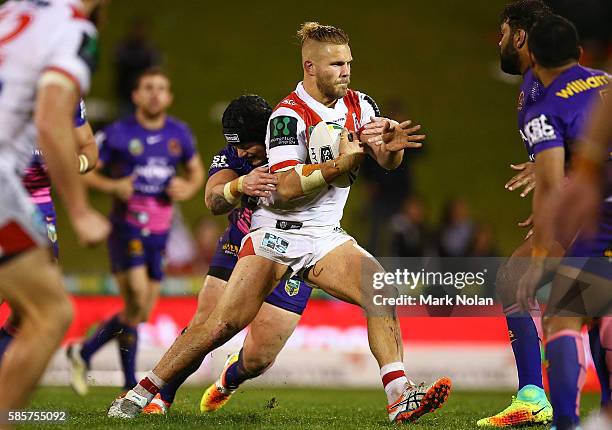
[[235, 142, 266, 166], [132, 75, 173, 118], [314, 44, 352, 100], [499, 22, 522, 75]]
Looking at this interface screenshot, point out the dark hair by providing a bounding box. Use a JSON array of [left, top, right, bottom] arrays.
[[500, 0, 552, 31], [528, 14, 580, 68], [222, 95, 272, 146], [134, 66, 170, 89]]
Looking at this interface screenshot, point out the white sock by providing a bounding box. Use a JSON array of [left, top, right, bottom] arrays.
[[380, 362, 408, 405]]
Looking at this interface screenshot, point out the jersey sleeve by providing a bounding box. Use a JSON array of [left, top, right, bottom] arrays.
[[73, 98, 87, 127], [523, 110, 566, 156], [266, 107, 307, 173], [208, 145, 250, 178], [179, 124, 197, 164], [45, 20, 98, 95], [95, 125, 116, 166], [358, 91, 381, 128]]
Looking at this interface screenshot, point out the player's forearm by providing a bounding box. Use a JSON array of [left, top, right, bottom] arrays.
[[83, 170, 121, 195], [531, 176, 562, 257], [275, 153, 364, 202], [205, 184, 237, 215], [76, 123, 98, 174], [375, 148, 403, 170]]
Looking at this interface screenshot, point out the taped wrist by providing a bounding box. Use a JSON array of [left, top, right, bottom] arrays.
[[78, 154, 89, 174], [295, 164, 326, 193], [223, 176, 244, 205]]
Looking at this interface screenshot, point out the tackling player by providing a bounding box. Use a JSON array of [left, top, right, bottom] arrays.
[[514, 15, 611, 430], [0, 0, 109, 410], [0, 99, 97, 359], [142, 95, 314, 414], [109, 22, 452, 424], [66, 67, 204, 395], [478, 2, 556, 426]]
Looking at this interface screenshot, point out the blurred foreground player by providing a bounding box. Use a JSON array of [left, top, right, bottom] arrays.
[[0, 0, 108, 410], [67, 67, 204, 395], [515, 15, 611, 430], [0, 100, 97, 359], [143, 95, 313, 414], [110, 22, 451, 424], [478, 2, 555, 426]]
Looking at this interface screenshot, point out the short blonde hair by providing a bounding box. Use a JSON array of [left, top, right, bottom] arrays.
[[296, 22, 349, 46]]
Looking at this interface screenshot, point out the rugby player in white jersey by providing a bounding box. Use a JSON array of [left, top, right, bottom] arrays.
[[0, 0, 109, 410], [110, 22, 451, 423]]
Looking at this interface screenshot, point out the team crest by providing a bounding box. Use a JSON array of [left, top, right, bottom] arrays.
[[129, 138, 144, 155], [46, 222, 57, 244], [128, 238, 144, 256], [285, 279, 301, 297], [168, 138, 182, 156], [517, 91, 525, 111]]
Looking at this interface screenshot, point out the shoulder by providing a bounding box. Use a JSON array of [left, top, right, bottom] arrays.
[[166, 116, 194, 134]]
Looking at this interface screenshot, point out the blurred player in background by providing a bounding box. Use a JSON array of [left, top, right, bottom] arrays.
[[0, 99, 97, 360], [478, 2, 556, 426], [143, 95, 314, 415], [0, 0, 109, 410], [66, 67, 204, 395], [514, 15, 611, 430], [110, 22, 451, 424]]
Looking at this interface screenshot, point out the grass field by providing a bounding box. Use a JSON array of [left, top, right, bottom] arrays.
[[22, 386, 600, 430]]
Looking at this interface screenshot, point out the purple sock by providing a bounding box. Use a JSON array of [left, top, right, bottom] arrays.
[[504, 304, 543, 389], [0, 327, 15, 361], [118, 323, 138, 389], [80, 313, 123, 366], [158, 327, 205, 403], [589, 325, 611, 407], [224, 349, 263, 391], [546, 330, 586, 429]]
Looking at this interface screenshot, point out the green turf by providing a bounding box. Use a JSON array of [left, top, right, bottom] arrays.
[[21, 386, 600, 429]]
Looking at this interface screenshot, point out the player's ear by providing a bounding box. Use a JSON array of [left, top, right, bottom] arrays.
[[304, 60, 315, 76], [515, 29, 527, 50]]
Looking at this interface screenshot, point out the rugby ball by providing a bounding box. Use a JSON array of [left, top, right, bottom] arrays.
[[307, 121, 358, 188]]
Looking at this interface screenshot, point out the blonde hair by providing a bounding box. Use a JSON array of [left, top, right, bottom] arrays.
[[296, 22, 349, 46]]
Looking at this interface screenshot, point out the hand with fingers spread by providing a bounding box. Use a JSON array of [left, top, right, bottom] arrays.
[[505, 162, 536, 197], [241, 166, 278, 198], [359, 116, 399, 145], [379, 119, 426, 152]]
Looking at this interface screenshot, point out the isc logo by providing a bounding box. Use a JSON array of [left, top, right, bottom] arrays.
[[320, 146, 334, 162]]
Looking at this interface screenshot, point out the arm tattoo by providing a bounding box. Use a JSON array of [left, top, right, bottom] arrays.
[[208, 191, 236, 215]]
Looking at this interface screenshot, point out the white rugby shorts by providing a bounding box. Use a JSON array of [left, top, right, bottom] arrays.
[[0, 161, 47, 262], [239, 224, 354, 278]]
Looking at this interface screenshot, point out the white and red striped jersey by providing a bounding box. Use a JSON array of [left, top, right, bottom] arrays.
[[252, 82, 379, 228], [0, 0, 96, 172]]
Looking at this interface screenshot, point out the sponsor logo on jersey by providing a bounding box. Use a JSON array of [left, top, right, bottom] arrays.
[[260, 233, 289, 254], [128, 138, 144, 155], [555, 75, 609, 99], [281, 99, 297, 107], [285, 278, 301, 297], [168, 138, 182, 156], [133, 158, 175, 185], [269, 116, 298, 149], [146, 135, 163, 145], [523, 114, 556, 146], [517, 91, 525, 111], [77, 32, 99, 73]]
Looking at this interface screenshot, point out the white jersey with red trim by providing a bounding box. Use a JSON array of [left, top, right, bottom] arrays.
[[252, 82, 379, 229], [0, 0, 96, 172]]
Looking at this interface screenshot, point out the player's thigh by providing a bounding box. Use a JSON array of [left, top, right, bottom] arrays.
[[0, 248, 72, 328], [210, 255, 286, 329], [191, 275, 227, 327], [307, 241, 384, 308], [243, 302, 301, 367], [116, 265, 149, 310]]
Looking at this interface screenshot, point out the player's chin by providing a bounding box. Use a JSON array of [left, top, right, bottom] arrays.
[[335, 86, 349, 98]]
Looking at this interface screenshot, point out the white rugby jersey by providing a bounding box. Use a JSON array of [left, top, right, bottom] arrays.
[[252, 82, 379, 228], [0, 0, 97, 172]]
